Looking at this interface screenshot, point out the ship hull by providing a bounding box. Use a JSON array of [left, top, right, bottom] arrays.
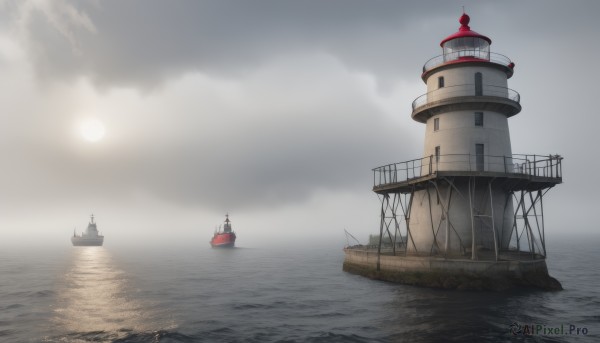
[[210, 233, 236, 248], [210, 241, 235, 248], [71, 237, 104, 246]]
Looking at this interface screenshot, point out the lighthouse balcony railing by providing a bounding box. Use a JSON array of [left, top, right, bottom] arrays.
[[423, 51, 512, 74], [373, 154, 563, 188], [412, 84, 520, 111]]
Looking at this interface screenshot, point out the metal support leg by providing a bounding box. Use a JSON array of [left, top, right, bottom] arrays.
[[377, 194, 387, 271], [469, 177, 477, 260], [488, 180, 498, 261]]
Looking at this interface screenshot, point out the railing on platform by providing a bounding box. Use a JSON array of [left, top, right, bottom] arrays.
[[373, 154, 563, 188], [422, 51, 512, 74], [412, 84, 520, 111]]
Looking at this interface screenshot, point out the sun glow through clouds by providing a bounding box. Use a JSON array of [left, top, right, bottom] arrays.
[[80, 119, 106, 143]]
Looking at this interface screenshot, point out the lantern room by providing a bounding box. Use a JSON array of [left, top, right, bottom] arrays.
[[440, 13, 491, 62]]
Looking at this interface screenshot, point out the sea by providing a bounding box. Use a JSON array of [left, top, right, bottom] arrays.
[[1, 235, 598, 342]]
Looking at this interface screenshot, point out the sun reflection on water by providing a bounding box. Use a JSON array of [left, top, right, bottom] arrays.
[[51, 247, 159, 341]]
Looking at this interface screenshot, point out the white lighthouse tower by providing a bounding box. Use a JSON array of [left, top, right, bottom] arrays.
[[408, 12, 519, 257], [344, 12, 563, 290]]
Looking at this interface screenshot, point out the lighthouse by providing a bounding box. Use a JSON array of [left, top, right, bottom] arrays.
[[343, 13, 563, 290], [409, 12, 520, 258]]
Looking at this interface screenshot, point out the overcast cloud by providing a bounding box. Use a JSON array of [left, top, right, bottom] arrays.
[[0, 0, 598, 247]]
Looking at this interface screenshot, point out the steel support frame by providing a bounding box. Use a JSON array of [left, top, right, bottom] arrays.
[[376, 191, 418, 270], [376, 193, 400, 271], [375, 177, 552, 263], [467, 177, 499, 261], [508, 188, 549, 258]]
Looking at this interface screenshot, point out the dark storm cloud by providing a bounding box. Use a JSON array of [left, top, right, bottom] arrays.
[[17, 0, 465, 89], [19, 0, 600, 90], [12, 0, 600, 90]]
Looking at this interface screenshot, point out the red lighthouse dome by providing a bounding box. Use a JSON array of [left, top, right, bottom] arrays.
[[421, 12, 514, 80], [439, 13, 491, 63], [440, 13, 491, 47]]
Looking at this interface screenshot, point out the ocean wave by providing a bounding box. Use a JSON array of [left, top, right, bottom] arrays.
[[34, 290, 56, 297], [2, 303, 24, 310], [45, 329, 197, 343], [303, 332, 377, 343], [113, 330, 197, 343], [0, 329, 17, 337]]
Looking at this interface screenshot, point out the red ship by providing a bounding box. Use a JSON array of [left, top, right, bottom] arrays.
[[210, 214, 236, 248]]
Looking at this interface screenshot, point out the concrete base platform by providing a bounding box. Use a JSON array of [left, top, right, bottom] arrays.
[[343, 247, 562, 291]]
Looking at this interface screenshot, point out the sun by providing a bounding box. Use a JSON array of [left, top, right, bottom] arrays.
[[80, 119, 106, 143]]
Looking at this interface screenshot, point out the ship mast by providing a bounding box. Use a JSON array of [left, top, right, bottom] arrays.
[[224, 213, 232, 233]]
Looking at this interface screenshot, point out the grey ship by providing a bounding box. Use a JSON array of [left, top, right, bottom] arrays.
[[71, 214, 104, 246]]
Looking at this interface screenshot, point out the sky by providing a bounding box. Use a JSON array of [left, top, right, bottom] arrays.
[[0, 0, 598, 248]]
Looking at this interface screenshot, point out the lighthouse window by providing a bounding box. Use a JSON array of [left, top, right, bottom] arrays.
[[438, 76, 444, 88], [475, 72, 483, 96], [434, 118, 439, 131], [476, 144, 484, 171], [474, 112, 484, 126], [435, 146, 440, 163]]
